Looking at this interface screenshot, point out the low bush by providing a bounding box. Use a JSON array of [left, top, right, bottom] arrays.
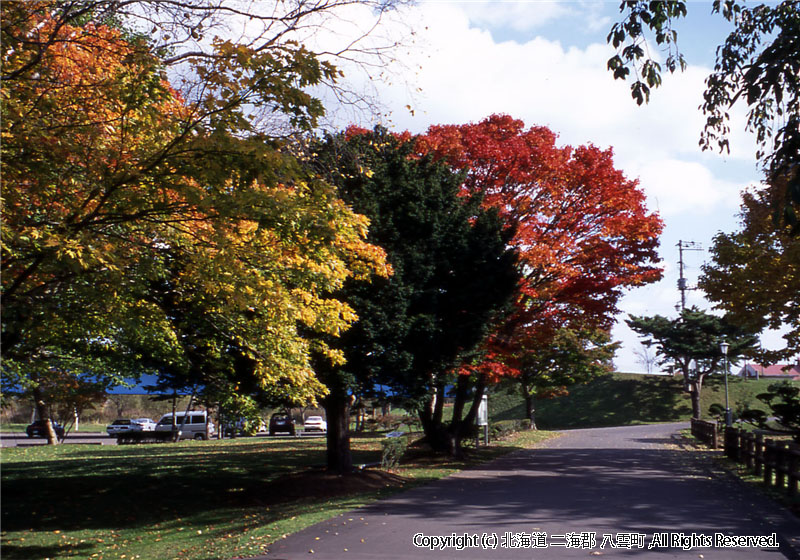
[[490, 419, 530, 440], [381, 436, 408, 469]]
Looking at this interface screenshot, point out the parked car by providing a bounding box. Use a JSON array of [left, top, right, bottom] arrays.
[[106, 419, 134, 436], [154, 411, 215, 440], [269, 412, 296, 436], [26, 420, 65, 439], [303, 415, 327, 433], [107, 418, 157, 436], [131, 418, 157, 431]]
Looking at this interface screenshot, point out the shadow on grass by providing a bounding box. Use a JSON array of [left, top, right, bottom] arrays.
[[1, 542, 96, 560], [1, 438, 385, 533]]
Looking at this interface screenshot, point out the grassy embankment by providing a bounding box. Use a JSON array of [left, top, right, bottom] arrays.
[[489, 372, 780, 429], [0, 429, 556, 560]]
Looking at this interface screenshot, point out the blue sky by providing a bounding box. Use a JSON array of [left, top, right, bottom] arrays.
[[309, 0, 783, 372]]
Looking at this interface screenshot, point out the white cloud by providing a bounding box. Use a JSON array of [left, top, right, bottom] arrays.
[[626, 158, 744, 217], [459, 0, 572, 32]]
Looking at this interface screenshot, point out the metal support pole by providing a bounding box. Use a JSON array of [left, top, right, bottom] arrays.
[[721, 342, 732, 427]]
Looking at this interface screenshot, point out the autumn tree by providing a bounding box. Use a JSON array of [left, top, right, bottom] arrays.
[[700, 178, 800, 359], [418, 114, 663, 430], [607, 0, 800, 232], [1, 2, 392, 442], [627, 307, 758, 419], [310, 127, 519, 466]]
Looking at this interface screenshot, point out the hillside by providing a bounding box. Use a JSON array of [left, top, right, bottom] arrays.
[[489, 372, 784, 429]]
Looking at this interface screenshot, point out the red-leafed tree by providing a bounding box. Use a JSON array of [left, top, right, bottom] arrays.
[[417, 114, 663, 436]]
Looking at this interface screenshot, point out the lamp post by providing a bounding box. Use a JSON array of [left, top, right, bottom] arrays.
[[720, 342, 732, 426]]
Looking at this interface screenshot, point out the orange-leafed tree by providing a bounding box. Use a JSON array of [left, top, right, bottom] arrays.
[[418, 115, 663, 434], [1, 3, 390, 444]]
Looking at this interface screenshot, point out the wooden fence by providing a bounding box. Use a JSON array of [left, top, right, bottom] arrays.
[[690, 418, 719, 448], [722, 426, 800, 497]]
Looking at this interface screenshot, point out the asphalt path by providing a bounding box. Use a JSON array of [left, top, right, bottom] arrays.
[[261, 423, 800, 559]]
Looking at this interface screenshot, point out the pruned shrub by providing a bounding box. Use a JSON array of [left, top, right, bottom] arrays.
[[381, 436, 407, 470]]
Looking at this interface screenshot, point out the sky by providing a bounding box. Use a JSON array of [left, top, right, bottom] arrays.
[[306, 0, 781, 373]]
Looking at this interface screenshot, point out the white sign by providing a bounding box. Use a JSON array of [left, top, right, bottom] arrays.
[[477, 395, 488, 426]]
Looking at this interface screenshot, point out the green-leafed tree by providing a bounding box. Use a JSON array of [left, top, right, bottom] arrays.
[[627, 307, 758, 419], [514, 328, 619, 430], [310, 127, 519, 467], [700, 180, 800, 360], [740, 381, 800, 442], [607, 0, 800, 232], [1, 368, 109, 440]]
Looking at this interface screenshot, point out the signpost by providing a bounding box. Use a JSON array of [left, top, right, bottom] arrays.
[[476, 394, 489, 446]]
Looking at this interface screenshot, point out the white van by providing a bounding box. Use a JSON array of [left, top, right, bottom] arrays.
[[155, 411, 215, 440]]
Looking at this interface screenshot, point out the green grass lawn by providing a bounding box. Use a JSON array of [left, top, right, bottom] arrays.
[[0, 429, 557, 560]]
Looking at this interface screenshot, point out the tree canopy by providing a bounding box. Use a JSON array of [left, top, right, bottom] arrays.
[[627, 307, 758, 419], [700, 179, 800, 360], [418, 114, 663, 380], [607, 0, 800, 232], [1, 1, 394, 442]]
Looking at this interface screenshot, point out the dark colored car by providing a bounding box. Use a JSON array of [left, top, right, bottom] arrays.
[[269, 413, 295, 436], [26, 420, 65, 439]]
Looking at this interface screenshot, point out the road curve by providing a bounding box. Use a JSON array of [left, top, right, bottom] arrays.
[[260, 423, 800, 559]]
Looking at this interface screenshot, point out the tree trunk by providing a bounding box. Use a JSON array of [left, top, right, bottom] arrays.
[[32, 385, 58, 445], [324, 388, 352, 474], [432, 382, 445, 426], [443, 374, 489, 457], [419, 390, 455, 455], [458, 374, 487, 436], [528, 401, 537, 430], [451, 375, 469, 428], [689, 379, 703, 419], [521, 372, 537, 430], [690, 385, 701, 420], [523, 393, 538, 430]]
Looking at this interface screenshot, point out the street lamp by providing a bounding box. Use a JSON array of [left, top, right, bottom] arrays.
[[720, 342, 732, 427]]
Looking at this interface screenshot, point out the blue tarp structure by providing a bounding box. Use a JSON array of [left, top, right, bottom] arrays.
[[107, 374, 163, 395], [1, 373, 194, 396], [108, 374, 197, 395]]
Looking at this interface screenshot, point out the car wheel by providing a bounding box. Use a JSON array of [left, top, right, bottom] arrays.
[[194, 433, 205, 441]]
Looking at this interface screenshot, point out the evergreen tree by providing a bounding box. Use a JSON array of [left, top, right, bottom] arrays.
[[311, 128, 519, 468]]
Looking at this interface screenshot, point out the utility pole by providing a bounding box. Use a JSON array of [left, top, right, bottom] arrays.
[[677, 240, 702, 311]]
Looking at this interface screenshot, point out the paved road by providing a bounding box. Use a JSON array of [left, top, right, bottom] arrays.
[[261, 423, 800, 559], [0, 431, 116, 447], [0, 430, 326, 447]]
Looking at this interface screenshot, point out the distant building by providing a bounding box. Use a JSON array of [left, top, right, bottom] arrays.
[[738, 361, 800, 380]]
